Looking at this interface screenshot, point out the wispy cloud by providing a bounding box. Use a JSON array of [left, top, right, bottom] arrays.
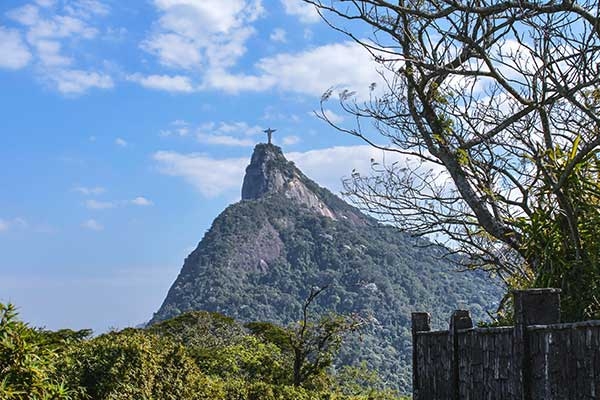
[[196, 133, 254, 147], [85, 199, 115, 210], [85, 197, 153, 209], [280, 0, 321, 23], [73, 186, 105, 196], [321, 109, 344, 124], [51, 69, 113, 94], [282, 135, 300, 145], [160, 120, 265, 147], [5, 1, 114, 94], [270, 28, 286, 43], [130, 197, 153, 206], [127, 74, 194, 93], [82, 219, 103, 231], [115, 138, 127, 147], [0, 27, 33, 70], [0, 217, 29, 232], [160, 120, 190, 137], [211, 121, 264, 136]]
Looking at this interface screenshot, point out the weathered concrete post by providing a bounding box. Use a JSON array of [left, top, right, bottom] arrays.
[[412, 312, 431, 400], [449, 310, 473, 400], [513, 289, 561, 400]]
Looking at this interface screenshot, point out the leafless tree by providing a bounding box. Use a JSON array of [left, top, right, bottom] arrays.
[[304, 0, 600, 317]]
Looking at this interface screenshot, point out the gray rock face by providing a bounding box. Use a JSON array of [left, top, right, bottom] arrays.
[[241, 143, 365, 223], [241, 144, 288, 200]]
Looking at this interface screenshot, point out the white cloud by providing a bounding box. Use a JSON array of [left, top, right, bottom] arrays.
[[64, 0, 110, 19], [153, 151, 248, 197], [152, 145, 413, 198], [34, 39, 71, 67], [130, 197, 153, 206], [6, 2, 113, 94], [282, 135, 300, 145], [22, 14, 99, 42], [0, 27, 32, 69], [213, 121, 263, 136], [143, 0, 264, 72], [160, 129, 188, 137], [83, 195, 153, 209], [51, 69, 114, 95], [202, 68, 271, 92], [270, 28, 286, 43], [160, 120, 191, 137], [0, 217, 30, 232], [205, 42, 382, 99], [85, 199, 115, 209], [287, 146, 409, 192], [6, 5, 41, 26], [141, 33, 202, 70], [74, 186, 105, 195], [161, 120, 264, 146], [154, 0, 263, 32], [82, 219, 103, 231], [35, 0, 56, 7], [127, 73, 194, 93], [115, 138, 127, 147], [197, 133, 254, 147], [281, 0, 321, 23], [321, 109, 344, 124]]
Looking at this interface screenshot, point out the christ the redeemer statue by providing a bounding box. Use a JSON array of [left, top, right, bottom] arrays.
[[264, 128, 276, 144]]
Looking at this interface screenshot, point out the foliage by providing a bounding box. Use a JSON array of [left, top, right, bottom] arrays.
[[516, 149, 600, 319], [152, 184, 503, 392], [303, 0, 600, 321], [287, 287, 365, 389], [148, 310, 246, 349], [1, 303, 408, 400], [0, 303, 78, 400], [57, 328, 223, 400]]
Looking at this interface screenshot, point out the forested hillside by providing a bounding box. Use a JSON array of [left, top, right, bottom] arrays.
[[152, 144, 504, 392]]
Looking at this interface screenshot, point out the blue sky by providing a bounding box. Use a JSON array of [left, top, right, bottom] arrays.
[[0, 0, 400, 333]]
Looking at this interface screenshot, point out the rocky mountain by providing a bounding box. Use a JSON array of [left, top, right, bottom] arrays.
[[151, 143, 504, 393]]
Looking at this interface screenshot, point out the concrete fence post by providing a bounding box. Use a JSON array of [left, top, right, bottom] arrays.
[[411, 312, 431, 400], [449, 310, 473, 400], [513, 289, 561, 400]]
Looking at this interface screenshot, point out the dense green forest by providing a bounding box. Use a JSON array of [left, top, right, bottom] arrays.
[[153, 191, 503, 391], [0, 302, 409, 400]]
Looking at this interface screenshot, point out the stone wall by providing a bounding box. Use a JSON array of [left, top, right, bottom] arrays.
[[456, 326, 518, 399], [413, 330, 451, 398], [528, 321, 600, 399], [412, 289, 600, 400]]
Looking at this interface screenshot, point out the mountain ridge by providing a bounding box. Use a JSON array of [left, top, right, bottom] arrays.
[[151, 142, 503, 392]]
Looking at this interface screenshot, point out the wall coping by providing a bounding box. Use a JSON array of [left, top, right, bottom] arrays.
[[512, 288, 562, 294], [417, 320, 600, 335], [456, 325, 513, 334], [527, 319, 600, 331], [415, 330, 449, 337]]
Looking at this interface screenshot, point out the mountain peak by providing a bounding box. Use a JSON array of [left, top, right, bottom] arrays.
[[241, 143, 369, 225], [241, 143, 292, 200]]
